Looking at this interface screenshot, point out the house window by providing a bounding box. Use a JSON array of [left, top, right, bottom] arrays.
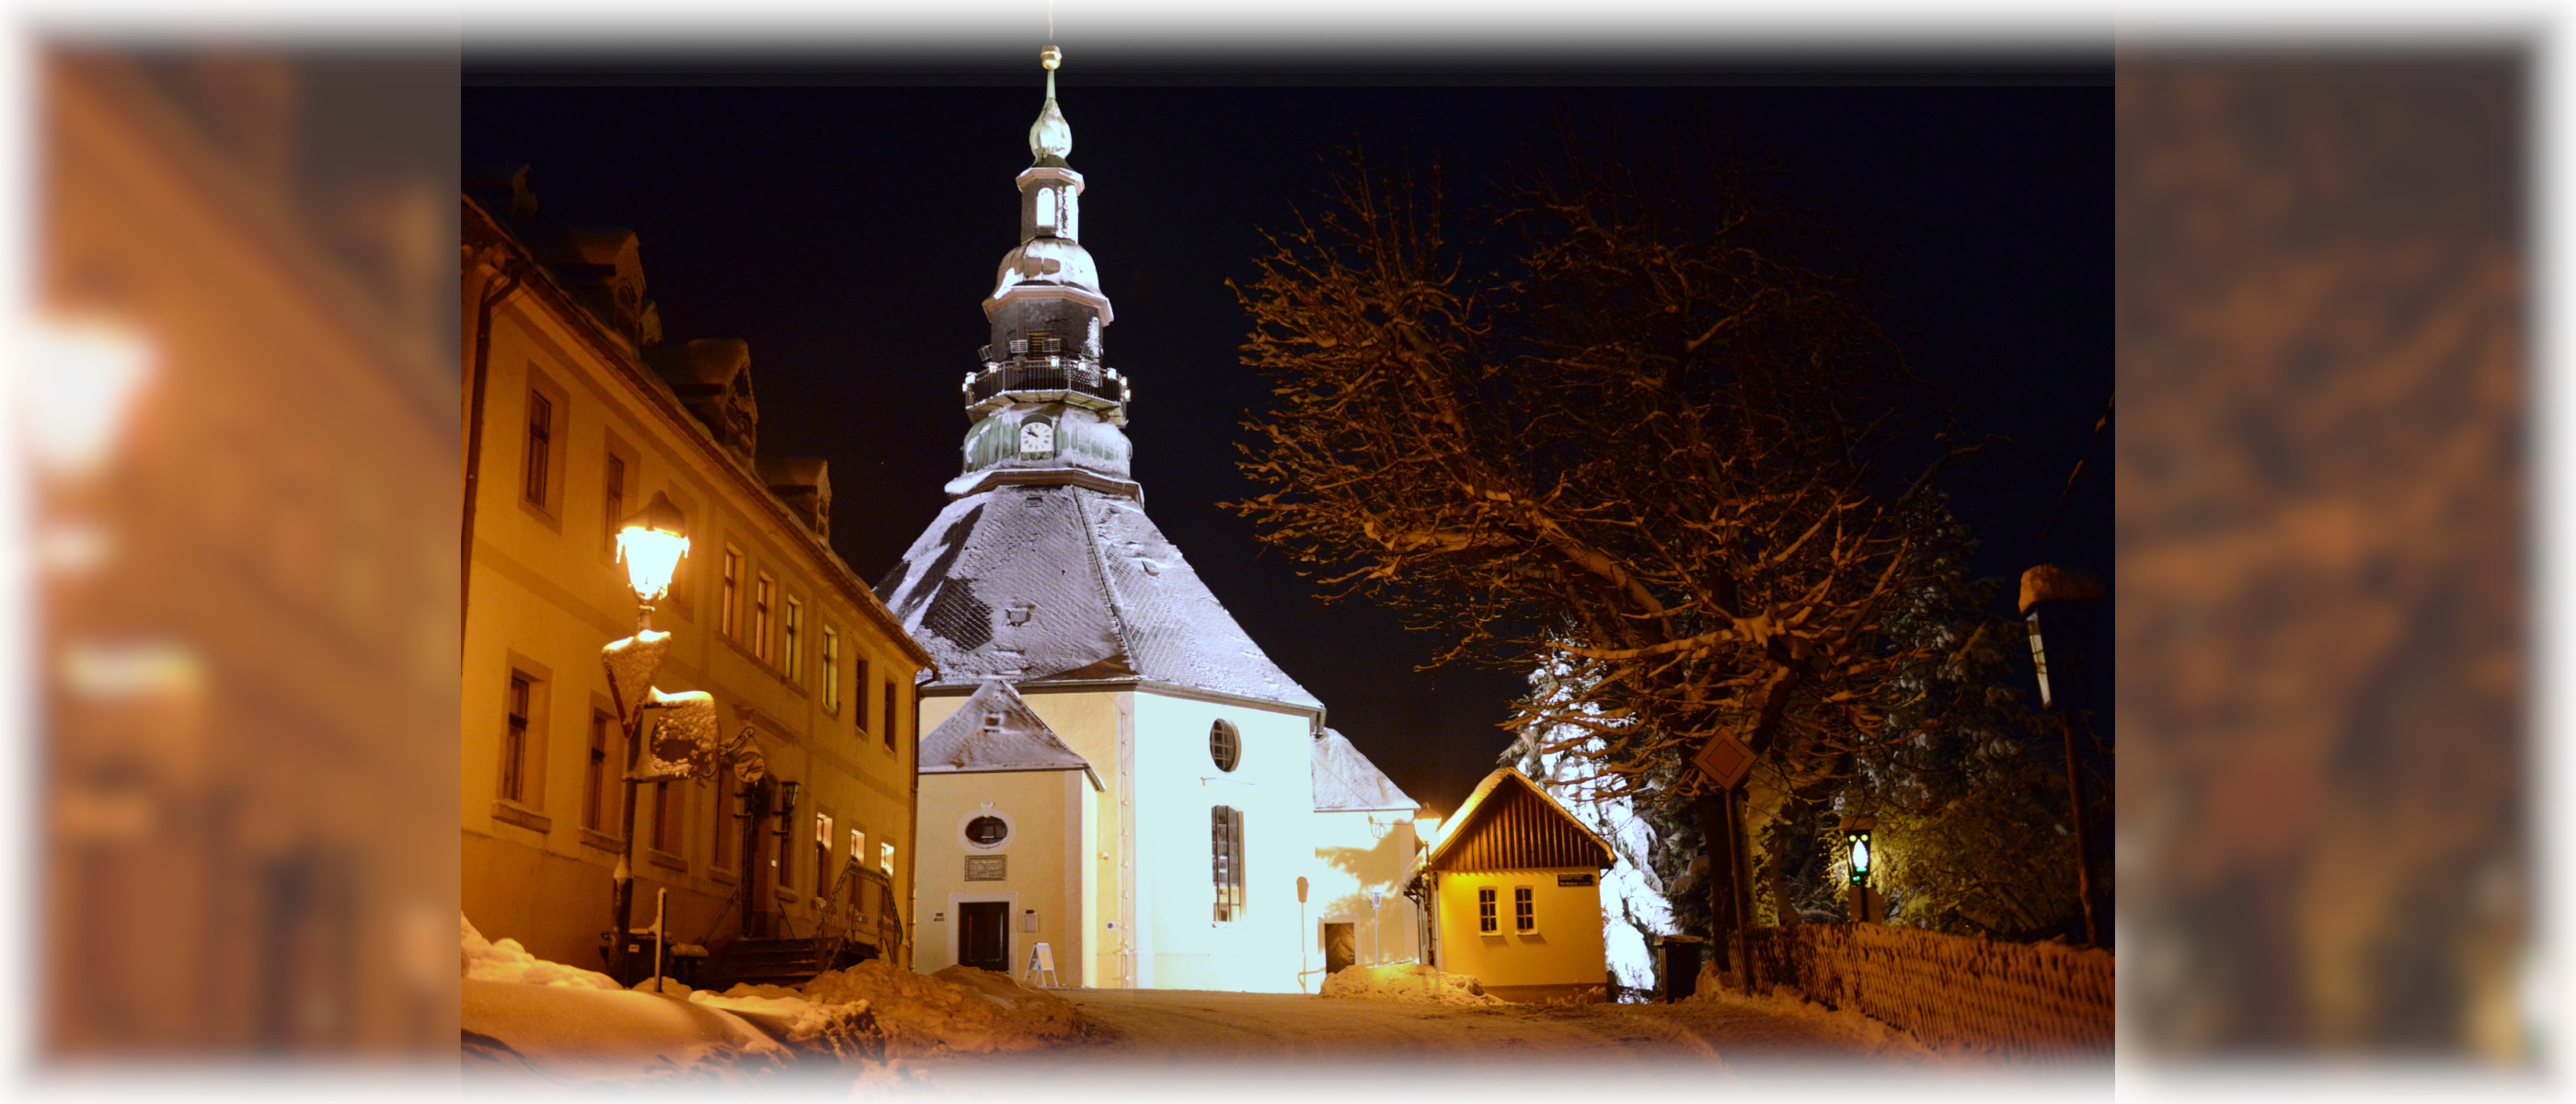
[[1209, 719, 1240, 773], [882, 681, 899, 751], [854, 659, 872, 731], [966, 815, 1008, 847], [522, 390, 553, 506], [602, 452, 627, 557], [814, 812, 834, 897], [1478, 888, 1499, 933], [582, 708, 611, 831], [881, 841, 896, 882], [1212, 806, 1246, 922], [1514, 886, 1535, 932], [850, 829, 866, 868], [720, 548, 742, 638], [501, 673, 535, 804], [821, 628, 841, 714], [754, 573, 776, 661], [783, 597, 804, 681]]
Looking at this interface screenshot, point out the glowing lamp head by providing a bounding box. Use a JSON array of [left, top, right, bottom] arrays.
[[615, 490, 690, 603], [1848, 834, 1872, 881]]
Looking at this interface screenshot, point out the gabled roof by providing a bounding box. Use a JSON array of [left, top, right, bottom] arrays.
[[1423, 767, 1614, 873], [1312, 729, 1417, 812], [919, 681, 1101, 789], [875, 484, 1322, 710]]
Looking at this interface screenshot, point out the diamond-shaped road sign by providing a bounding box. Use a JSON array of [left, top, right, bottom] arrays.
[[1693, 733, 1757, 789]]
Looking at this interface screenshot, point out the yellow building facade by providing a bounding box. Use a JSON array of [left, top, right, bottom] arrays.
[[461, 188, 932, 979], [1416, 768, 1615, 1003]]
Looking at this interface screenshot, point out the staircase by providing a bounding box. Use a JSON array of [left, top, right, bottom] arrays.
[[700, 935, 879, 992]]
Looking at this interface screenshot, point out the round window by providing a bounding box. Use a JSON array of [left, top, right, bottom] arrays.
[[1210, 719, 1241, 773], [965, 815, 1009, 847]]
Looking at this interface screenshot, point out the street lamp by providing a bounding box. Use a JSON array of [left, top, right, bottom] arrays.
[[1842, 815, 1878, 923], [2021, 564, 2105, 948], [606, 495, 690, 983]]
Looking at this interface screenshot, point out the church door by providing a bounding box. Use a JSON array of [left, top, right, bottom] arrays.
[[960, 902, 1011, 973], [1324, 923, 1357, 976]]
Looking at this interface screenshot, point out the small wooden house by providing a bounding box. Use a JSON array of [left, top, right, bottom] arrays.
[[1410, 767, 1615, 1003]]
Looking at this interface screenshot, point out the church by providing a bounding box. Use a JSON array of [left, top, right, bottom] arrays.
[[878, 52, 1424, 992]]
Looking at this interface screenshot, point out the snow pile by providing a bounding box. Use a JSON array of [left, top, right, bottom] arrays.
[[461, 912, 621, 991], [793, 961, 1094, 1058], [1317, 963, 1502, 1006], [688, 986, 885, 1063], [461, 914, 788, 1084]]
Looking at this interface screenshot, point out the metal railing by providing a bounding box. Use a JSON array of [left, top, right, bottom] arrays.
[[965, 358, 1124, 407]]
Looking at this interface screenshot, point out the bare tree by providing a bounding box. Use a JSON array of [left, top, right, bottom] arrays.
[[1230, 143, 1973, 961]]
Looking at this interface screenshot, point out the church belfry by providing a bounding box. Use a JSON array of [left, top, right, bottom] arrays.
[[958, 45, 1134, 497]]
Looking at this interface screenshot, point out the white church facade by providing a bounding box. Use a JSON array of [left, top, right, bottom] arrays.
[[879, 53, 1423, 992]]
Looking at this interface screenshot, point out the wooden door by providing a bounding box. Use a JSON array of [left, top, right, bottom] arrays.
[[960, 902, 1011, 973], [1324, 922, 1356, 976]]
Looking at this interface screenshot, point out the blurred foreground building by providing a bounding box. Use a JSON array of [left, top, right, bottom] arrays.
[[36, 52, 456, 1053], [460, 181, 931, 985]]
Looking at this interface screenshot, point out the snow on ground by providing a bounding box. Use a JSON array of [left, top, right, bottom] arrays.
[[1317, 963, 1502, 1006], [461, 913, 1095, 1086]]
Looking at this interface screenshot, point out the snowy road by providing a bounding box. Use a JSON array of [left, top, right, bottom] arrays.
[[907, 986, 2027, 1091]]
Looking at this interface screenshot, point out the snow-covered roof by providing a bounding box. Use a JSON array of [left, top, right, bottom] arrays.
[[876, 483, 1324, 710], [1312, 729, 1417, 812], [919, 681, 1100, 788]]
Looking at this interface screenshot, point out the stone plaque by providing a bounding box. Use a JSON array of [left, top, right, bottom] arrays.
[[965, 855, 1007, 881]]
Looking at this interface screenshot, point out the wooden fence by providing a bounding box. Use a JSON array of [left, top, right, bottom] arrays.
[[1739, 924, 2112, 1058]]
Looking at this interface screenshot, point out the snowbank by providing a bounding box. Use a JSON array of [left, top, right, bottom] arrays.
[[1317, 963, 1502, 1006], [791, 961, 1093, 1058], [461, 912, 622, 991]]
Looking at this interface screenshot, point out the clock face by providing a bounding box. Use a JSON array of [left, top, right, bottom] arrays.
[[1020, 420, 1055, 455]]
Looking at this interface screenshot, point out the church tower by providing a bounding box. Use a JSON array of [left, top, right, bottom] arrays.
[[880, 49, 1356, 992]]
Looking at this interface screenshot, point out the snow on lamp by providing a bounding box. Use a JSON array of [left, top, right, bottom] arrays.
[[616, 490, 691, 608]]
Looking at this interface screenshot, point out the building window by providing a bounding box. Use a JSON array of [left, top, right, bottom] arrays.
[[881, 841, 896, 882], [882, 682, 899, 751], [501, 673, 535, 804], [713, 776, 735, 868], [854, 659, 872, 731], [1209, 719, 1240, 773], [966, 815, 1008, 847], [582, 708, 612, 831], [814, 812, 834, 896], [1035, 185, 1058, 231], [602, 451, 627, 558], [720, 548, 742, 638], [523, 390, 553, 507], [850, 829, 866, 868], [821, 627, 841, 714], [1212, 806, 1246, 923], [1478, 888, 1499, 933], [783, 597, 804, 681], [650, 779, 679, 855], [753, 573, 776, 661], [1514, 886, 1535, 932]]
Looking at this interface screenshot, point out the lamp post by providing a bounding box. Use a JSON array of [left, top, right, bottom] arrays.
[[606, 492, 689, 983], [1842, 815, 1879, 924], [2021, 564, 2105, 949]]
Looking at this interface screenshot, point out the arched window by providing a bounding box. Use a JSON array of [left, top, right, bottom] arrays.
[[1209, 719, 1240, 772], [1035, 186, 1059, 232]]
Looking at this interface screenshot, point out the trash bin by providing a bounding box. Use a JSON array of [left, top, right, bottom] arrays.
[[1657, 936, 1706, 1003]]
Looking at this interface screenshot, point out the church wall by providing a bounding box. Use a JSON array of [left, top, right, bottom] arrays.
[[911, 768, 1093, 983], [1132, 690, 1316, 993], [1308, 811, 1425, 975]]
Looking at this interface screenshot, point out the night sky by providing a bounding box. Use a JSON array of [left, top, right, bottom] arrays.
[[465, 54, 2111, 817]]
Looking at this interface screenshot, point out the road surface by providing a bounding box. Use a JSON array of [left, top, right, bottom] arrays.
[[903, 986, 2054, 1092]]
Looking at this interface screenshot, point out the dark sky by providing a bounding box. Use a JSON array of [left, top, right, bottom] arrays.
[[464, 56, 2111, 817]]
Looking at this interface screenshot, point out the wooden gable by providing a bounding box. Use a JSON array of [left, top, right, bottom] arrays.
[[1426, 771, 1613, 873]]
